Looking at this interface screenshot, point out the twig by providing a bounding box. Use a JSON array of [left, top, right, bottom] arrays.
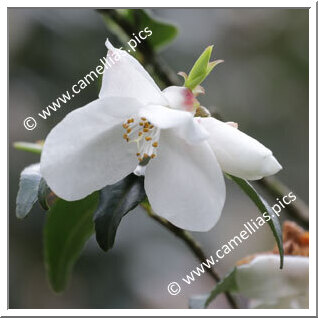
[[140, 202, 239, 309], [256, 176, 309, 228]]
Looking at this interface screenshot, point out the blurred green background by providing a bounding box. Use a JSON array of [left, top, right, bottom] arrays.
[[9, 8, 308, 309]]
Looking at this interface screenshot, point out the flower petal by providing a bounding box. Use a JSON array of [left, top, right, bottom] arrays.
[[144, 130, 226, 231], [139, 105, 209, 143], [236, 255, 309, 303], [40, 97, 143, 201], [249, 294, 309, 309], [200, 117, 282, 180], [99, 40, 167, 106]]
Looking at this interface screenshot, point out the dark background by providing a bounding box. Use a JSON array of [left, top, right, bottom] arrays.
[[9, 8, 308, 308]]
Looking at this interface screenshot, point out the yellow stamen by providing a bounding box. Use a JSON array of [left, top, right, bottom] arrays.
[[145, 137, 152, 141], [141, 117, 147, 121], [152, 142, 158, 147], [151, 154, 156, 158], [143, 128, 149, 133]]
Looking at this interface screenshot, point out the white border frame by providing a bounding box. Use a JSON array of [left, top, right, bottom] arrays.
[[3, 1, 316, 316]]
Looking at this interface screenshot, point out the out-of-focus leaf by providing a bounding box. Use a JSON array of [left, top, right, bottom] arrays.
[[13, 141, 43, 154], [126, 9, 178, 50], [228, 175, 284, 269], [44, 193, 98, 292], [94, 173, 146, 252], [99, 9, 178, 51], [38, 178, 57, 210], [189, 268, 238, 309], [16, 163, 41, 219]]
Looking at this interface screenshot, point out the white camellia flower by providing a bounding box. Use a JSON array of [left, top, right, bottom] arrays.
[[40, 40, 282, 231], [236, 254, 309, 308]]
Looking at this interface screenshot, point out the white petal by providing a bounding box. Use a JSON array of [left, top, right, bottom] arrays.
[[200, 117, 282, 180], [99, 40, 167, 106], [144, 130, 226, 231], [40, 97, 143, 201], [249, 294, 309, 309], [139, 105, 209, 143], [236, 255, 309, 302]]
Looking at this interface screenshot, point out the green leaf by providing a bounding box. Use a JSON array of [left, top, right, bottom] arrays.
[[185, 46, 223, 91], [127, 9, 178, 51], [99, 9, 178, 51], [189, 268, 238, 308], [44, 193, 99, 292], [94, 173, 146, 252], [228, 175, 284, 269], [13, 141, 43, 154], [186, 46, 213, 89], [16, 163, 41, 219], [206, 59, 224, 76]]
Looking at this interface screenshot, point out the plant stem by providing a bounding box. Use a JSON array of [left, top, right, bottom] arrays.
[[140, 202, 239, 309]]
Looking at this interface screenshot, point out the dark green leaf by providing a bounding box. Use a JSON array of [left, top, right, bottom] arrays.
[[16, 163, 41, 219], [205, 267, 238, 308], [94, 173, 146, 252], [126, 9, 178, 51], [44, 193, 99, 292], [189, 268, 238, 309], [229, 175, 284, 269], [99, 9, 178, 51], [13, 141, 43, 154]]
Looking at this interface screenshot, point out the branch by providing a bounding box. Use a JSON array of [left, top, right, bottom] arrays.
[[256, 176, 309, 228], [140, 202, 239, 309]]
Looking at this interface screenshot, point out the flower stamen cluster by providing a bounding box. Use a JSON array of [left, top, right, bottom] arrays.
[[122, 116, 160, 161]]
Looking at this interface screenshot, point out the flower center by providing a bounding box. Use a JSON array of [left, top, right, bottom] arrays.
[[122, 117, 160, 162]]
